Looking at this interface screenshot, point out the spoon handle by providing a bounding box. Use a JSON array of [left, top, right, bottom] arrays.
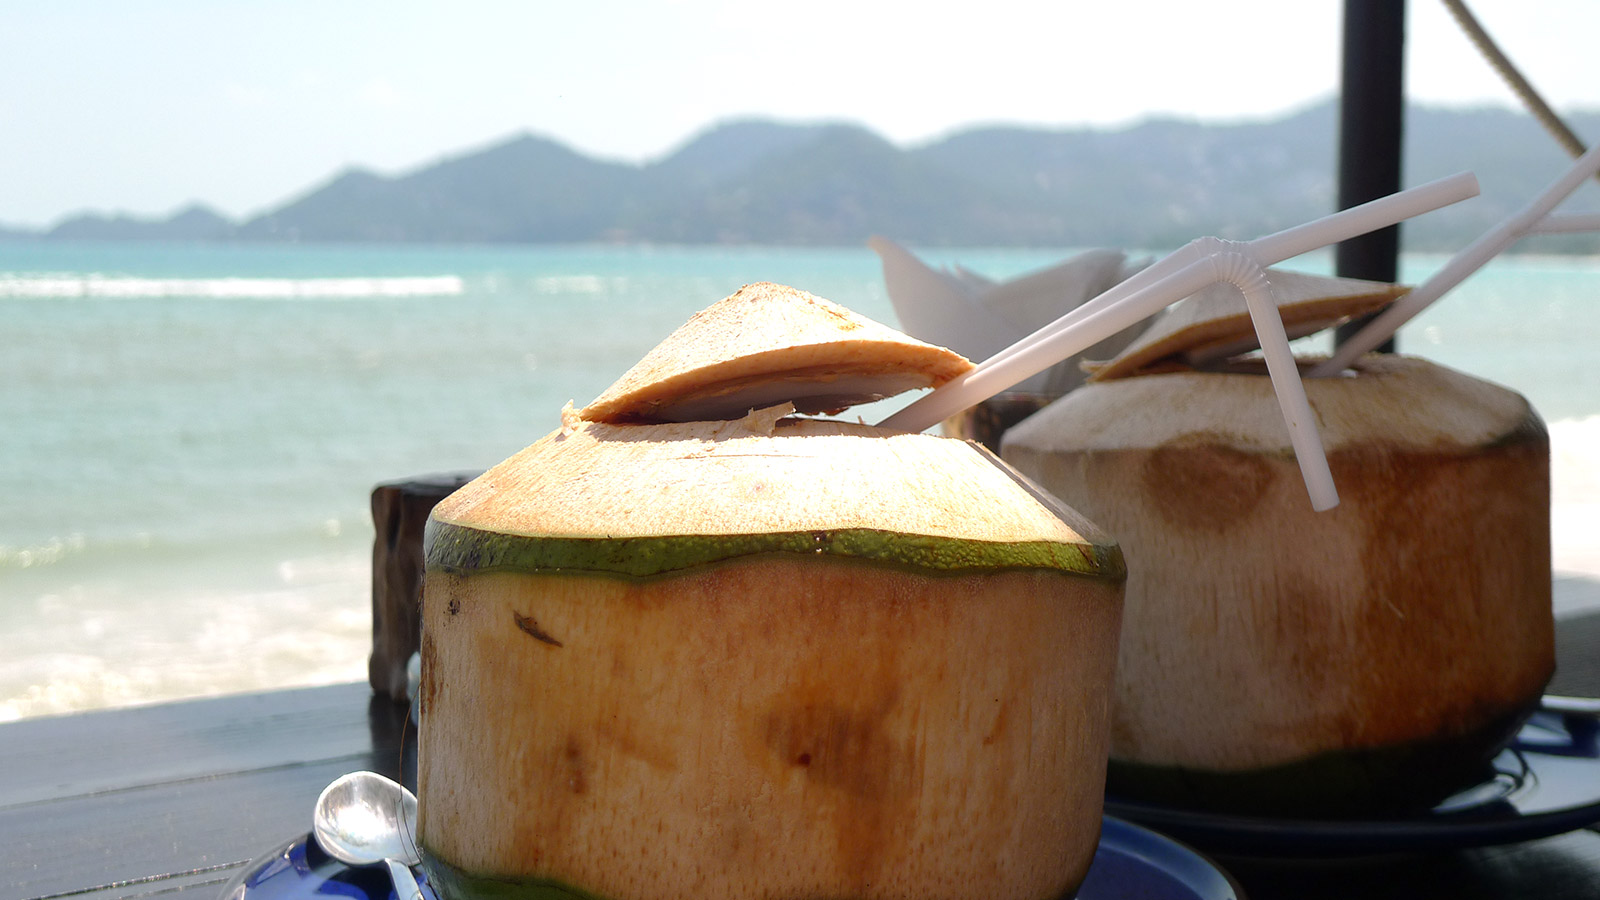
[[385, 858, 424, 900]]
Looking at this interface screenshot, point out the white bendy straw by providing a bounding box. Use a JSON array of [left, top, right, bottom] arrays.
[[878, 171, 1482, 512], [1313, 143, 1600, 377]]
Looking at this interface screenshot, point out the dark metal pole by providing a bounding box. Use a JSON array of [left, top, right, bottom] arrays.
[[1334, 0, 1406, 351]]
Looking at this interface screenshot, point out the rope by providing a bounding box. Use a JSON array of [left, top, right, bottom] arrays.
[[1438, 0, 1594, 176]]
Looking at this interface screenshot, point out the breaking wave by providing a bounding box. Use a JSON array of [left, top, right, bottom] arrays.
[[0, 274, 464, 299]]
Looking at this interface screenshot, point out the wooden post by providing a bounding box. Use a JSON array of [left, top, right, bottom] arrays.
[[1335, 0, 1406, 351], [369, 472, 479, 702]]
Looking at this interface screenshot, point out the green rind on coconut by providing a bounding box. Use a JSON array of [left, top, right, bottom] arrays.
[[1106, 699, 1535, 818], [423, 852, 607, 900], [427, 414, 1122, 585], [426, 521, 1121, 581]]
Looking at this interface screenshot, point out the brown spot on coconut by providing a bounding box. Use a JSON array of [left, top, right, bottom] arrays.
[[419, 283, 1126, 900], [1001, 354, 1553, 818], [1084, 268, 1407, 382]]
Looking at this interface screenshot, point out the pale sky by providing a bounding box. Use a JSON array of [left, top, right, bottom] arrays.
[[4, 0, 1597, 228]]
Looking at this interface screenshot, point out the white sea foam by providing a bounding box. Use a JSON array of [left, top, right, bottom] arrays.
[[0, 550, 371, 722], [0, 533, 88, 569], [1551, 415, 1600, 597], [531, 274, 617, 294], [0, 274, 464, 299]]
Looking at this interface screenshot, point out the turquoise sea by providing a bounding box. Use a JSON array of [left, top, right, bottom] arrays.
[[2, 239, 1598, 720]]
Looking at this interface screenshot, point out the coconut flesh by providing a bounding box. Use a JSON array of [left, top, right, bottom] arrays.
[[1001, 274, 1553, 818], [418, 283, 1126, 900]]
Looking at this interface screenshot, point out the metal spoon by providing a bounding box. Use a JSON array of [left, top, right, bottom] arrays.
[[313, 771, 424, 900]]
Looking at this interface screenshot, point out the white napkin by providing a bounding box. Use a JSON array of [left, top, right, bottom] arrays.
[[869, 236, 1147, 395]]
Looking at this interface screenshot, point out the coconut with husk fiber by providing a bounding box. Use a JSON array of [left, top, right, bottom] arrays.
[[1002, 271, 1553, 817], [418, 283, 1126, 900]]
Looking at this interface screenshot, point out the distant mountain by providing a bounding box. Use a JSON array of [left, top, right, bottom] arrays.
[[648, 119, 835, 191], [19, 102, 1600, 251], [1404, 105, 1600, 252], [238, 135, 649, 242], [913, 105, 1344, 248], [626, 123, 1057, 245], [44, 204, 235, 241]]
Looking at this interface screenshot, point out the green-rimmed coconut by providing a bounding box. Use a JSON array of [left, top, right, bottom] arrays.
[[1002, 353, 1553, 818], [417, 282, 1126, 900]]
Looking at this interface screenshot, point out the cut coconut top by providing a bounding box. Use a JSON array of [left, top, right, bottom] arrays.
[[580, 282, 973, 423], [428, 411, 1121, 579], [1085, 269, 1407, 382]]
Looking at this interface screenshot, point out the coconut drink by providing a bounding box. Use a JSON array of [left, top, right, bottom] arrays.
[[1000, 272, 1554, 818], [417, 283, 1126, 900]]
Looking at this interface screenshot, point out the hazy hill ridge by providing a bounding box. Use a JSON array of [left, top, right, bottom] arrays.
[[24, 101, 1600, 252]]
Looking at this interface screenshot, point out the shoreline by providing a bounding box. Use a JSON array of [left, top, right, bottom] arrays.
[[1555, 574, 1600, 620], [4, 554, 1598, 723]]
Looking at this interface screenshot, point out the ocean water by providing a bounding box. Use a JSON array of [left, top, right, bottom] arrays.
[[2, 239, 1597, 721]]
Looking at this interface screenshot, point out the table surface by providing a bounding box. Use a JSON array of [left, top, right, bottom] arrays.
[[3, 607, 1598, 900]]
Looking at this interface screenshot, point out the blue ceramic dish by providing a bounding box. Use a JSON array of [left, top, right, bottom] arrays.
[[219, 814, 1240, 900]]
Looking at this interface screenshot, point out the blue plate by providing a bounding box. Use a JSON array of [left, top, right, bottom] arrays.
[[218, 815, 1239, 900], [1105, 698, 1600, 857], [217, 833, 414, 900], [1083, 816, 1242, 899]]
